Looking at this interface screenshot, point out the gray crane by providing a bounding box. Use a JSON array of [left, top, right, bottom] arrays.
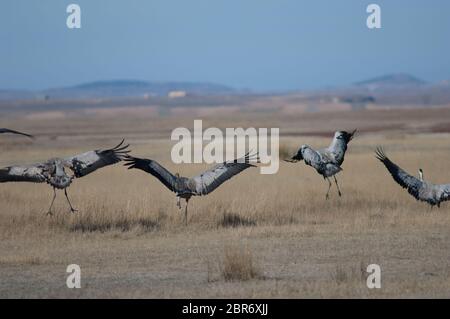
[[124, 152, 258, 225], [0, 140, 129, 215], [0, 128, 33, 138], [375, 147, 450, 208], [286, 130, 356, 199]]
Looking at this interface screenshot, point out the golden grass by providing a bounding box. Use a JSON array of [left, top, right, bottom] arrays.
[[219, 212, 257, 228], [221, 243, 261, 281], [1, 111, 450, 298], [0, 255, 45, 266]]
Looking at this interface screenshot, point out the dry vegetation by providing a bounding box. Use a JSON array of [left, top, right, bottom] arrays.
[[1, 108, 450, 298], [221, 243, 261, 282]]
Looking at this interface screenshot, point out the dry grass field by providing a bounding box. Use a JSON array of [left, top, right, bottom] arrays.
[[1, 108, 450, 298]]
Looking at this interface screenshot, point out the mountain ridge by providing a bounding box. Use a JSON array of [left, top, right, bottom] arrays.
[[42, 80, 236, 99], [1, 74, 449, 103], [355, 73, 427, 89]]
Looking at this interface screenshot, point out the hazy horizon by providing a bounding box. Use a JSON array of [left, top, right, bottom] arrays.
[[1, 0, 449, 91], [0, 72, 441, 95]]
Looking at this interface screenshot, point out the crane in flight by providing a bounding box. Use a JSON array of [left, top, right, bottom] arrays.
[[0, 140, 129, 215], [286, 130, 356, 199], [375, 146, 450, 208], [124, 152, 258, 225]]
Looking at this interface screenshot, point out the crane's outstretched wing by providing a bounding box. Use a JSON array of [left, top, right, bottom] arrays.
[[0, 128, 34, 138], [285, 145, 322, 165], [123, 156, 177, 192], [190, 152, 258, 195], [64, 140, 130, 178], [375, 147, 424, 200], [301, 147, 324, 168], [0, 163, 47, 183], [284, 151, 303, 162]]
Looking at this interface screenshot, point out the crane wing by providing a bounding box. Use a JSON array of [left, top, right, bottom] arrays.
[[375, 147, 424, 200], [437, 184, 450, 203], [123, 156, 177, 192], [301, 147, 325, 169], [64, 140, 130, 178], [328, 129, 356, 166], [285, 147, 304, 162], [190, 152, 257, 195], [0, 163, 47, 183], [285, 146, 322, 164], [0, 128, 34, 138]]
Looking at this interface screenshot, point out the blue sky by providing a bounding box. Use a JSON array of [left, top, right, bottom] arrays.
[[0, 0, 449, 91]]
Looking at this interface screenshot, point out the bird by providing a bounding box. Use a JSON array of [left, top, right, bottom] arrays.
[[124, 152, 258, 225], [0, 128, 34, 138], [0, 140, 129, 215], [285, 130, 356, 199], [375, 146, 450, 208]]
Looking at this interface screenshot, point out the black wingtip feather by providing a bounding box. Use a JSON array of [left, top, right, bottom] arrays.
[[102, 139, 131, 160], [233, 151, 259, 166], [123, 155, 146, 170], [375, 146, 387, 162], [0, 128, 34, 139]]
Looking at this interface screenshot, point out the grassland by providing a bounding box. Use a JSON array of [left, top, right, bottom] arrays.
[[1, 108, 450, 298]]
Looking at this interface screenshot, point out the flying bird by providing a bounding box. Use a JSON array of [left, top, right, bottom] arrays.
[[0, 140, 129, 215], [124, 153, 258, 225], [286, 130, 356, 199], [375, 147, 450, 208], [0, 128, 34, 138]]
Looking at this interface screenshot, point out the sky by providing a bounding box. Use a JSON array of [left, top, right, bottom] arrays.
[[0, 0, 449, 91]]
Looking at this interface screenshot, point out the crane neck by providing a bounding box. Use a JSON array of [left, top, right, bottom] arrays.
[[418, 170, 424, 181]]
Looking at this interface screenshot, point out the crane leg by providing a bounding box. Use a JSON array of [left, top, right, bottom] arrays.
[[46, 188, 57, 216], [184, 198, 190, 226], [333, 175, 342, 197], [325, 177, 332, 200], [177, 196, 181, 209], [64, 188, 78, 213]]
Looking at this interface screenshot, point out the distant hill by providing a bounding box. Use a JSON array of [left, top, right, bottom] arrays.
[[0, 80, 236, 100], [41, 80, 236, 99], [2, 74, 450, 108], [355, 73, 426, 90], [321, 73, 450, 106]]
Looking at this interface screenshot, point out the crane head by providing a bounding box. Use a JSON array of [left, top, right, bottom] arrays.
[[335, 130, 356, 143]]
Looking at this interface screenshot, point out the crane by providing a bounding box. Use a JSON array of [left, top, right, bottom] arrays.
[[0, 140, 129, 215], [124, 152, 258, 225]]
